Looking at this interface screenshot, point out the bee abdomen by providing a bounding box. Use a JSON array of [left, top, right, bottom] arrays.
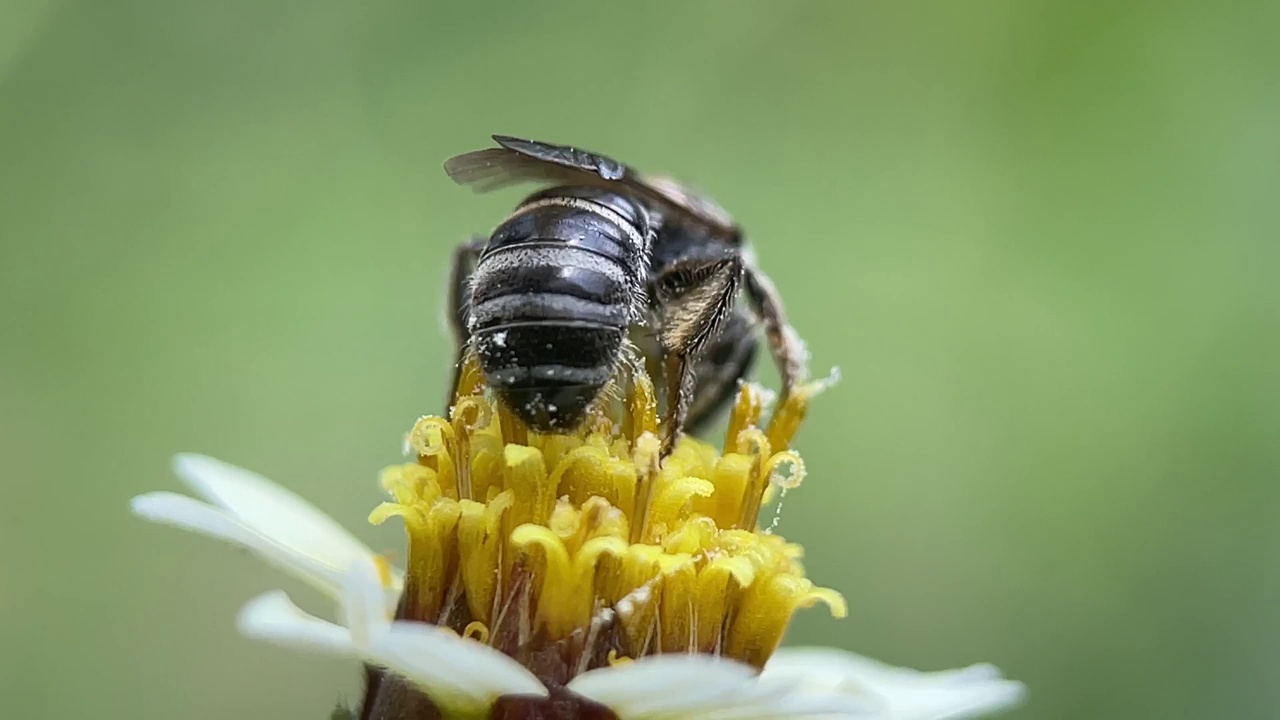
[[488, 191, 650, 278], [469, 196, 647, 430], [469, 245, 633, 327], [468, 189, 650, 425], [471, 315, 623, 430]]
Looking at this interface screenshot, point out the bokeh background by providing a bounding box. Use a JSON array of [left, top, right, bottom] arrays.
[[2, 1, 1277, 718]]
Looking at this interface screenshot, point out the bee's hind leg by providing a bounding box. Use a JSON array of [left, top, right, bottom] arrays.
[[651, 248, 743, 457], [741, 255, 808, 402], [683, 311, 760, 438]]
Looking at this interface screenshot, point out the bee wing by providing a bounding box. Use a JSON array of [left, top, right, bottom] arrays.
[[444, 135, 741, 239], [638, 173, 739, 235], [444, 136, 630, 193]]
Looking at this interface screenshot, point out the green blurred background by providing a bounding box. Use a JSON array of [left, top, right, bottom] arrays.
[[2, 1, 1277, 718]]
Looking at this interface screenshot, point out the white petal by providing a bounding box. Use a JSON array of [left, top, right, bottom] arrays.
[[239, 558, 545, 714], [568, 655, 871, 720], [684, 686, 873, 720], [341, 550, 388, 650], [371, 621, 548, 710], [569, 655, 756, 716], [172, 453, 400, 586], [237, 590, 359, 656], [138, 454, 404, 612], [695, 695, 873, 720], [763, 648, 1026, 720], [131, 491, 345, 594]]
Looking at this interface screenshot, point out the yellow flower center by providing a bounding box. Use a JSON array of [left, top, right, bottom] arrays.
[[369, 356, 844, 681]]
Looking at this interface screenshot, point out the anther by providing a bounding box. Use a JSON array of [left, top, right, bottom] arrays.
[[496, 402, 529, 447], [725, 382, 766, 452], [463, 621, 491, 644], [764, 450, 805, 491], [449, 395, 490, 500], [766, 367, 839, 451], [733, 428, 772, 531], [629, 432, 661, 543], [408, 416, 454, 458]]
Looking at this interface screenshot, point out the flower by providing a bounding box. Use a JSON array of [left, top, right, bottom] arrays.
[[131, 358, 1025, 719]]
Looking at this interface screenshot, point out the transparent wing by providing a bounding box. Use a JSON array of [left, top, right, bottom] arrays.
[[641, 173, 738, 234], [444, 135, 741, 239]]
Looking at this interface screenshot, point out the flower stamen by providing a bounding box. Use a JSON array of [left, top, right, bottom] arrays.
[[369, 361, 842, 681]]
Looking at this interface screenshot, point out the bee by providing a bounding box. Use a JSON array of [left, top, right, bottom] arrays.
[[443, 135, 806, 453]]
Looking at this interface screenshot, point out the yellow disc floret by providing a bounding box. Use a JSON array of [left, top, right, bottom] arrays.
[[369, 356, 843, 679]]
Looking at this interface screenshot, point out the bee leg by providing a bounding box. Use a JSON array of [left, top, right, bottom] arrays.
[[446, 235, 488, 406], [683, 311, 759, 437], [741, 255, 808, 400], [447, 235, 487, 346], [652, 249, 743, 455], [659, 352, 697, 457]]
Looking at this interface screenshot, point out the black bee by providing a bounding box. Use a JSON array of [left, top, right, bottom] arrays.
[[443, 135, 806, 452]]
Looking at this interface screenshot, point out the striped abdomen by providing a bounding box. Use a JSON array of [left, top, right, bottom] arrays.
[[467, 189, 649, 430]]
